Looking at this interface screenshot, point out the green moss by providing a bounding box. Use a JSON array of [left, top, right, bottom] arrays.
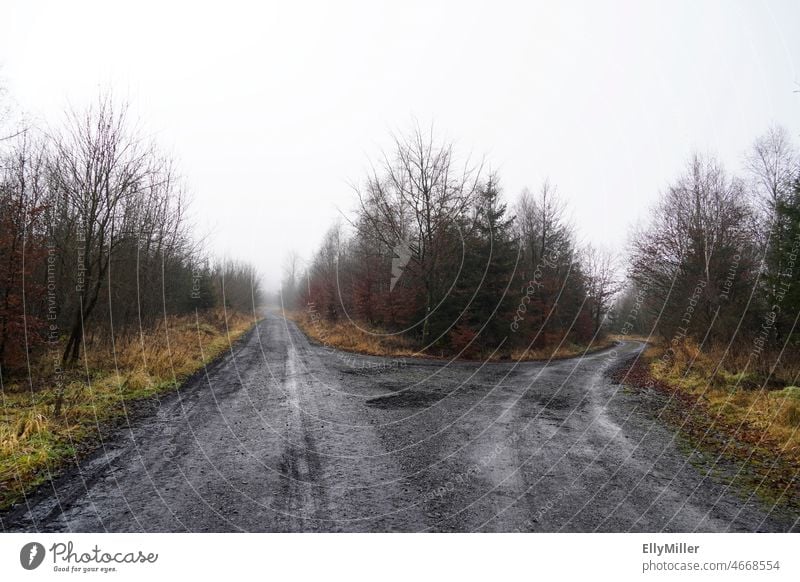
[[771, 386, 800, 400]]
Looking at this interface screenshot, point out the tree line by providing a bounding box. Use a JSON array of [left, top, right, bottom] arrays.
[[284, 126, 621, 357], [288, 125, 800, 362], [624, 126, 800, 372], [0, 93, 263, 378]]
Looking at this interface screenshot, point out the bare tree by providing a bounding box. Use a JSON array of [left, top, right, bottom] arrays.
[[515, 180, 572, 269], [0, 132, 48, 371], [513, 180, 589, 345], [308, 224, 344, 321], [354, 125, 483, 341], [213, 259, 263, 313], [582, 244, 621, 334], [280, 250, 303, 308], [48, 95, 159, 364], [629, 154, 755, 341], [0, 87, 265, 388], [745, 125, 798, 229]]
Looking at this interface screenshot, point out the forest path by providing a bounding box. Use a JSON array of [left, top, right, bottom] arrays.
[[3, 314, 796, 532]]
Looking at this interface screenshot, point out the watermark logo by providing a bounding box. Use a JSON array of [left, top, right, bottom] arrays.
[[20, 542, 46, 570], [390, 237, 413, 292]]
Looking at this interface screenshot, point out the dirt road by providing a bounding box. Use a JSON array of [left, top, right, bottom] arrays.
[[3, 314, 796, 532]]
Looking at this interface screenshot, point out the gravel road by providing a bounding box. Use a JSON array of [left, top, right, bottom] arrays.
[[2, 314, 797, 532]]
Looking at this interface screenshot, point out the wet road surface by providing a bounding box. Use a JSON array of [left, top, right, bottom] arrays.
[[3, 314, 797, 532]]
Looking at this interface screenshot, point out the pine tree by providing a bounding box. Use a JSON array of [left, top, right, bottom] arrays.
[[767, 172, 800, 345], [448, 174, 517, 353]]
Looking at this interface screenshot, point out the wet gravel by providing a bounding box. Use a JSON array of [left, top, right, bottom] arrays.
[[2, 314, 797, 532]]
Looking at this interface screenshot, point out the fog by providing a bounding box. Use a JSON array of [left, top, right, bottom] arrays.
[[3, 0, 799, 290]]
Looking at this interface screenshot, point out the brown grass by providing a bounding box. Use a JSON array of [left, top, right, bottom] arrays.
[[610, 341, 800, 506], [648, 340, 800, 460], [607, 333, 654, 344], [290, 310, 617, 362], [290, 311, 419, 357], [0, 308, 258, 510], [510, 338, 617, 361]]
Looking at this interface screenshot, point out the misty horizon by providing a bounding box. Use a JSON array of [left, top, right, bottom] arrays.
[[3, 0, 798, 291]]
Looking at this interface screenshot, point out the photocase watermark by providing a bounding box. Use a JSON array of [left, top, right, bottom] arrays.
[[618, 284, 648, 337], [306, 302, 406, 371], [75, 216, 86, 294], [671, 279, 707, 343], [750, 231, 800, 360], [630, 279, 707, 390], [515, 480, 581, 532], [585, 284, 651, 381], [20, 542, 46, 570], [422, 429, 525, 503], [720, 253, 741, 301], [45, 241, 64, 389], [19, 540, 159, 575], [19, 541, 158, 574], [390, 237, 413, 292], [191, 263, 202, 300], [510, 249, 559, 332]]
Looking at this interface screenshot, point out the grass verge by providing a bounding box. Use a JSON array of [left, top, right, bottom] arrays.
[[509, 338, 617, 361], [0, 308, 258, 510], [289, 310, 617, 361], [290, 311, 419, 357], [611, 341, 799, 509]]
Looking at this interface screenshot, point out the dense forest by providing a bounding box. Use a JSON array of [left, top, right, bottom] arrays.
[[287, 125, 800, 364], [0, 93, 262, 379]]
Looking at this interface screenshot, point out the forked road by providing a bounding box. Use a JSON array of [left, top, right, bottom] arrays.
[[3, 314, 797, 532]]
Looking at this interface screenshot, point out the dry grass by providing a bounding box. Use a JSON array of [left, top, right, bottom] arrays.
[[290, 311, 418, 357], [510, 337, 617, 361], [290, 310, 616, 362], [648, 340, 800, 464], [0, 308, 258, 510], [608, 333, 654, 344]]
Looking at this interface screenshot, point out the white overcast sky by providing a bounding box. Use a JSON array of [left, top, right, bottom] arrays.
[[2, 0, 799, 289]]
